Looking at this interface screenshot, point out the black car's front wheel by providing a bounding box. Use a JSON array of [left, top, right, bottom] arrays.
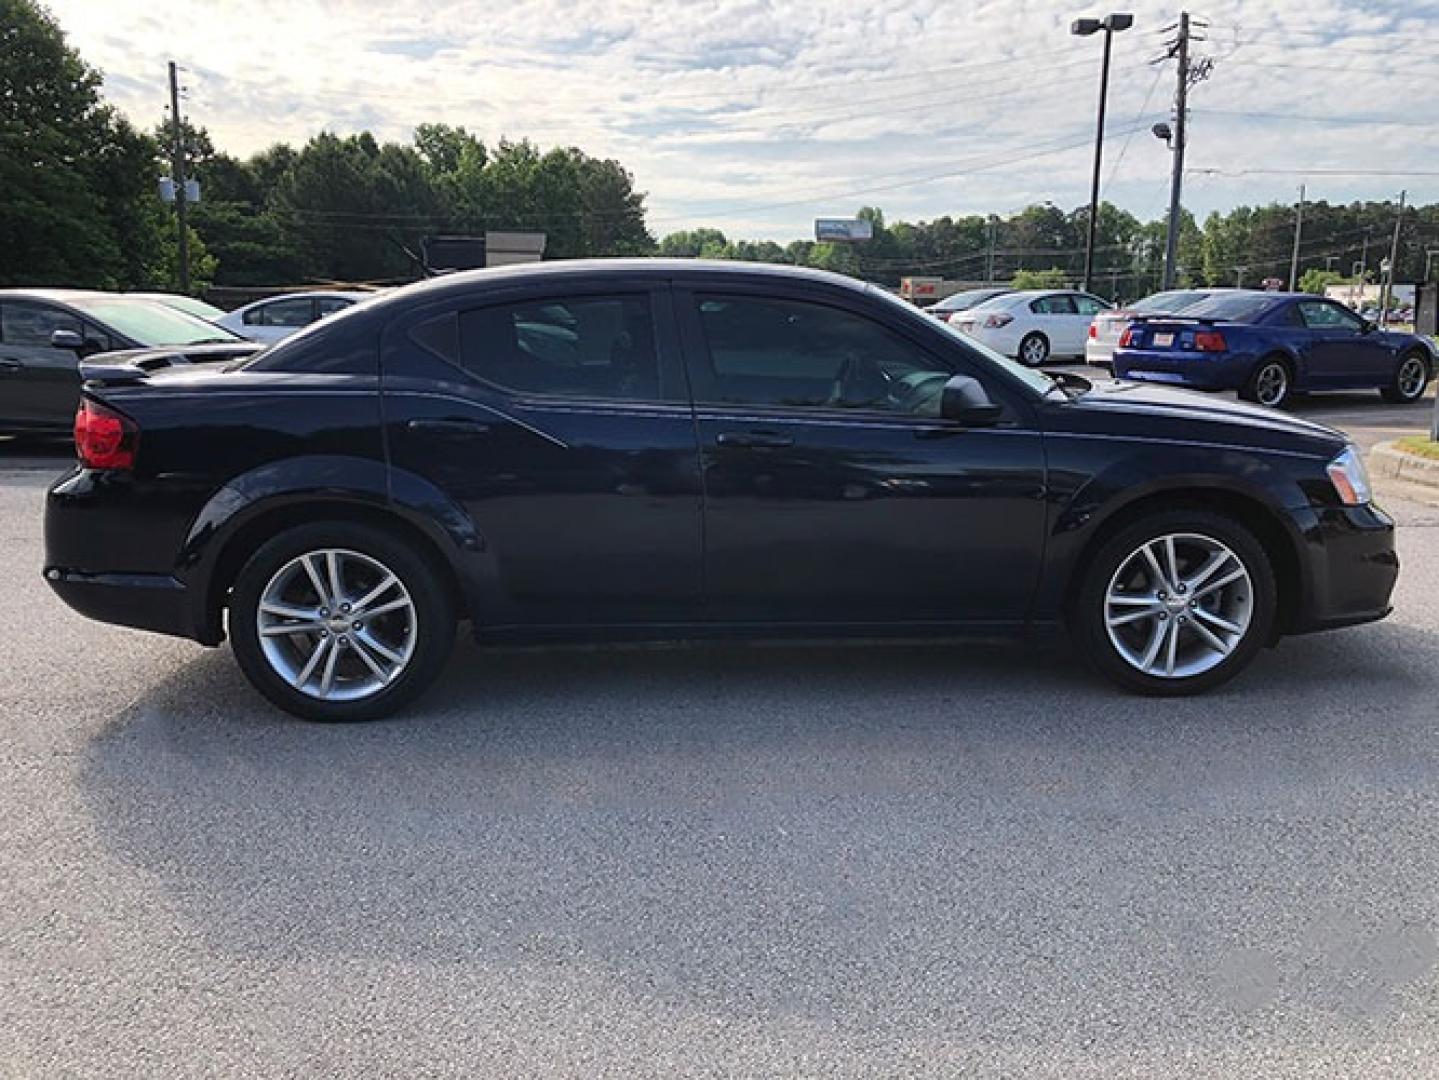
[[1073, 510, 1277, 695], [229, 522, 456, 721]]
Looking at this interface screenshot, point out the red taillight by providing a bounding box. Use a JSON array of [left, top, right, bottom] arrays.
[[935, 311, 953, 322], [1088, 322, 1099, 338], [1118, 327, 1135, 347], [982, 313, 1013, 329], [74, 399, 137, 470], [1193, 330, 1227, 352]]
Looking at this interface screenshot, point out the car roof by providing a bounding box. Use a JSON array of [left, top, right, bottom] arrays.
[[0, 288, 140, 304], [241, 289, 374, 305]]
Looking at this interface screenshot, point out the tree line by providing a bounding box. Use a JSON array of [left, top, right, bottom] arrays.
[[3, 0, 1434, 302]]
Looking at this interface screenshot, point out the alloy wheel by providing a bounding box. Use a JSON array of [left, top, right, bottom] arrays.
[[255, 548, 417, 701], [1398, 356, 1427, 400], [1020, 335, 1048, 366], [1254, 363, 1288, 406], [1103, 532, 1253, 679]]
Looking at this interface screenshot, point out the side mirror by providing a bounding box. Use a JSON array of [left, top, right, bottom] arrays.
[[1361, 319, 1378, 334], [941, 375, 1003, 426], [50, 328, 85, 351]]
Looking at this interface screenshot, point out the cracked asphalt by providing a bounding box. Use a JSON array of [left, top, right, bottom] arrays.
[[3, 388, 1439, 1078]]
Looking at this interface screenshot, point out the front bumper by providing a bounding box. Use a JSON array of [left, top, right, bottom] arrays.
[[1289, 501, 1398, 634]]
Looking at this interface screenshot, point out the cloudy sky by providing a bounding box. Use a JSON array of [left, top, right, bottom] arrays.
[[47, 0, 1439, 241]]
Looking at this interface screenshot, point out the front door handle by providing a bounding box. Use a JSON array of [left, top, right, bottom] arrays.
[[715, 431, 794, 449], [405, 417, 492, 438]]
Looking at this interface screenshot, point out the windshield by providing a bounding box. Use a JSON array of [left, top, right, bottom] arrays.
[[1175, 292, 1277, 323], [867, 285, 1053, 395], [70, 297, 241, 346], [1131, 290, 1211, 314], [158, 295, 226, 321]]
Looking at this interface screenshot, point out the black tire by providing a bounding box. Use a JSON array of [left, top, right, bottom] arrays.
[[229, 521, 456, 722], [1072, 509, 1277, 696], [1239, 355, 1292, 408], [1380, 350, 1431, 404], [1017, 332, 1050, 367]]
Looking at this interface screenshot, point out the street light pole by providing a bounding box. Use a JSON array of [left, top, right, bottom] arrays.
[[1072, 13, 1133, 295]]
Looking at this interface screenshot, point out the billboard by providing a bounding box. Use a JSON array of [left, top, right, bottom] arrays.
[[814, 218, 874, 243]]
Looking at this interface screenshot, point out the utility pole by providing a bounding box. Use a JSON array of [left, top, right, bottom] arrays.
[[1287, 183, 1305, 291], [985, 215, 998, 284], [1379, 190, 1405, 328], [167, 61, 191, 294], [1159, 13, 1208, 289], [1324, 256, 1338, 273], [1425, 248, 1439, 282], [1234, 265, 1245, 288]]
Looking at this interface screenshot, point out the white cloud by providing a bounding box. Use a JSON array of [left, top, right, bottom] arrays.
[[47, 0, 1439, 241]]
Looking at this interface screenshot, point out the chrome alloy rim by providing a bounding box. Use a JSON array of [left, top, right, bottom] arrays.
[[1021, 337, 1047, 364], [1104, 533, 1253, 679], [256, 548, 416, 701], [1398, 356, 1427, 399], [1255, 363, 1287, 406]]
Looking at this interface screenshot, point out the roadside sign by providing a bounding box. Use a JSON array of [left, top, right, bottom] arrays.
[[815, 218, 873, 243]]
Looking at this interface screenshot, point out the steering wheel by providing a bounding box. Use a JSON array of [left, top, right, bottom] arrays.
[[827, 353, 894, 408]]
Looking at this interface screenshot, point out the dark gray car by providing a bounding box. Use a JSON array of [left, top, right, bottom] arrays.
[[0, 290, 251, 434]]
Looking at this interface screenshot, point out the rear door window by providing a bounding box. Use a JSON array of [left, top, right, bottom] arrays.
[[448, 294, 661, 401], [1030, 295, 1077, 315], [257, 298, 318, 328]]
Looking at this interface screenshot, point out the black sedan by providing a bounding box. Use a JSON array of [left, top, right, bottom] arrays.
[[0, 289, 254, 434], [45, 261, 1397, 721]]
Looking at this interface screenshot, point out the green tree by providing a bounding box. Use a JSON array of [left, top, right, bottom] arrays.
[[1298, 268, 1344, 295], [658, 229, 729, 257], [0, 0, 168, 288], [1011, 267, 1067, 289]]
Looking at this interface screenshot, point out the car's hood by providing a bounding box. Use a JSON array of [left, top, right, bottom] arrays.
[[1070, 378, 1347, 448]]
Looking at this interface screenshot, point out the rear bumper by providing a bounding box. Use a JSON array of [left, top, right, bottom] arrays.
[[44, 568, 217, 643], [1113, 350, 1255, 390], [1085, 341, 1114, 366], [1290, 501, 1399, 634]]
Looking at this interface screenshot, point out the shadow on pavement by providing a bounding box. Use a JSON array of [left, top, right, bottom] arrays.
[[78, 623, 1439, 1034]]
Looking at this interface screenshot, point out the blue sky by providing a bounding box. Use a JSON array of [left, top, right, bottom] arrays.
[[49, 0, 1439, 241]]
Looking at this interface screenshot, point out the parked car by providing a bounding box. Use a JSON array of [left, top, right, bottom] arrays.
[[1112, 291, 1434, 407], [951, 289, 1112, 365], [216, 290, 371, 343], [926, 287, 1013, 323], [46, 260, 1396, 721], [127, 292, 228, 323], [1086, 288, 1226, 368], [0, 289, 253, 434]]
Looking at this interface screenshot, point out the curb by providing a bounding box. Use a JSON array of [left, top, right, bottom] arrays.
[[1370, 441, 1439, 489]]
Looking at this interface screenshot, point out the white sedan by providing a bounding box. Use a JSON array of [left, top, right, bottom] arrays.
[[950, 289, 1111, 366], [216, 290, 372, 344]]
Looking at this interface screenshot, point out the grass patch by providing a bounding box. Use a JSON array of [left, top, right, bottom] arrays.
[[1396, 435, 1439, 461]]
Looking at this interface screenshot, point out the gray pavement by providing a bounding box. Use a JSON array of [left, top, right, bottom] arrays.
[[3, 389, 1439, 1077]]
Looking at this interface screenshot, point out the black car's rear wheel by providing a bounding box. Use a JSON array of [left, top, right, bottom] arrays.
[[1073, 509, 1277, 695], [230, 522, 455, 721], [1381, 351, 1430, 404]]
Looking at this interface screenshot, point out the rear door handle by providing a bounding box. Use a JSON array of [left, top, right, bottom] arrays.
[[405, 417, 492, 438], [715, 431, 794, 449]]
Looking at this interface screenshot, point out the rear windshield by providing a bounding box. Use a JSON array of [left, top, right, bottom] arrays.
[[1131, 290, 1210, 314], [68, 297, 240, 346], [1175, 293, 1277, 323]]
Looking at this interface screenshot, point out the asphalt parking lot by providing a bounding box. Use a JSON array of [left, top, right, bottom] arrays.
[[4, 386, 1439, 1077]]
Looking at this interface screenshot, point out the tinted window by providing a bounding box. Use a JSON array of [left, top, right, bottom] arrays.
[[1030, 295, 1076, 315], [1298, 300, 1363, 331], [256, 298, 316, 328], [456, 294, 659, 400], [1073, 295, 1108, 316], [316, 296, 353, 317], [693, 294, 949, 412], [1132, 290, 1209, 314], [1178, 293, 1276, 323], [1, 302, 80, 347]]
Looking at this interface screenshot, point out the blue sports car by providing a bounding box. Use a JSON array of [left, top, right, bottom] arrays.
[[1112, 290, 1434, 408]]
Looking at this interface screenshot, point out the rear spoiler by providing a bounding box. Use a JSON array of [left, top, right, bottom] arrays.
[[79, 342, 265, 387]]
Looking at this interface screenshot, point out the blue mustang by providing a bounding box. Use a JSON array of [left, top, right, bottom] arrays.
[[1112, 290, 1434, 408]]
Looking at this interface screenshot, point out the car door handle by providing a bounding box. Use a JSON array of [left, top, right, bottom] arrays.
[[715, 431, 794, 449], [0, 358, 22, 372], [405, 417, 492, 438]]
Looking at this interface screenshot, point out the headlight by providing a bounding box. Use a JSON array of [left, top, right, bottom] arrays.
[[1326, 444, 1372, 506]]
